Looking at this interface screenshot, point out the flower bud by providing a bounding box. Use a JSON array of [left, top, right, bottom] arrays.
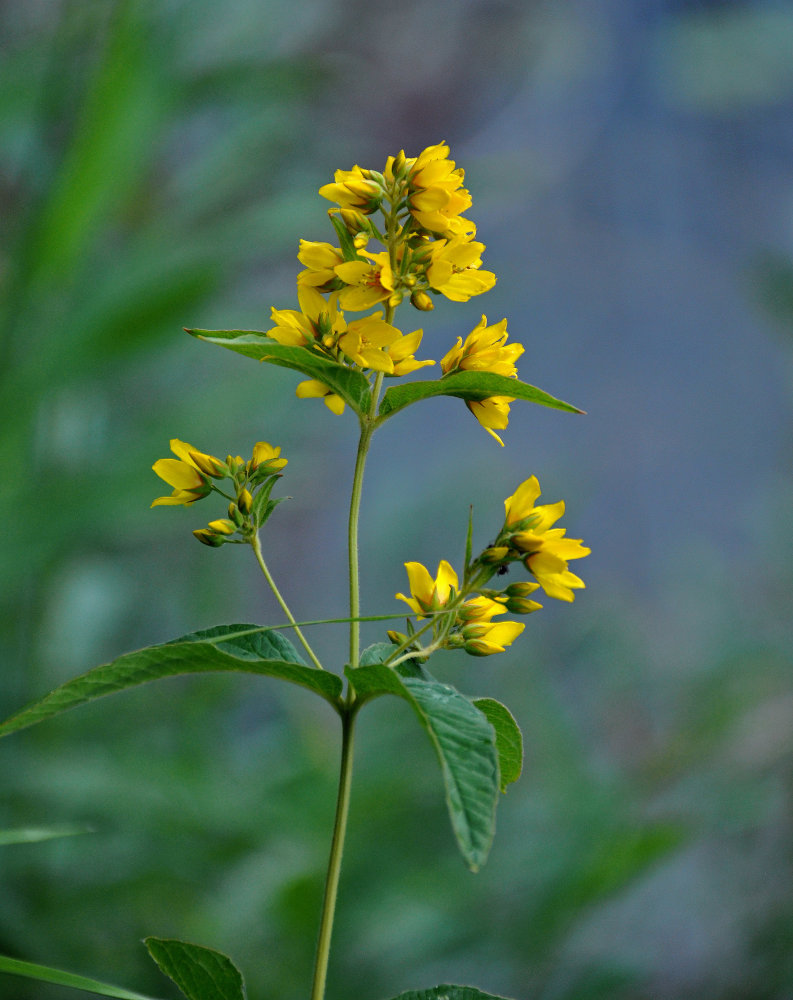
[[386, 630, 407, 645], [388, 291, 403, 308], [228, 502, 244, 527], [188, 451, 227, 478], [480, 546, 510, 564], [208, 518, 236, 535], [392, 149, 407, 178], [463, 638, 501, 657], [505, 581, 540, 597], [410, 290, 434, 311], [193, 528, 224, 547], [237, 488, 253, 514], [503, 596, 542, 614], [340, 209, 369, 234]]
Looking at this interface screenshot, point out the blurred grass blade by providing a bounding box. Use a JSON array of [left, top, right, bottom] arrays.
[[0, 624, 343, 739], [0, 954, 161, 1000], [145, 938, 245, 1000], [0, 825, 92, 846], [346, 662, 499, 871], [377, 370, 584, 422]]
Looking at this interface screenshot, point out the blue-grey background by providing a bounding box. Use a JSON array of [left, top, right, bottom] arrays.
[[2, 2, 792, 998]]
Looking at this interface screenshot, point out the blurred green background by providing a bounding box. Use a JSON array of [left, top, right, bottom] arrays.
[[2, 2, 793, 998]]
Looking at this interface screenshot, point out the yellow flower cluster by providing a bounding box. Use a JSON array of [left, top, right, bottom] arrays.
[[151, 439, 288, 546], [264, 141, 522, 439], [393, 476, 589, 659]]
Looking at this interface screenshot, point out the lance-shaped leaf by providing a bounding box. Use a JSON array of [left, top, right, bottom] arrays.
[[347, 662, 498, 871], [377, 370, 583, 422], [472, 698, 523, 792], [0, 825, 92, 846], [145, 938, 245, 1000], [388, 985, 515, 1000], [185, 329, 372, 415], [0, 954, 161, 1000], [0, 625, 342, 739]]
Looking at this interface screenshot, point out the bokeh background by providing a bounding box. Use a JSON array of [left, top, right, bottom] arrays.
[[2, 1, 793, 998]]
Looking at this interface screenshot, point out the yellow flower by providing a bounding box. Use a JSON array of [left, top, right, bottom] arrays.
[[425, 236, 496, 302], [388, 328, 435, 376], [396, 560, 458, 617], [338, 313, 402, 373], [407, 142, 474, 236], [441, 316, 523, 377], [295, 379, 345, 415], [466, 395, 514, 447], [318, 166, 383, 213], [462, 620, 525, 656], [251, 442, 288, 472], [267, 285, 344, 350], [334, 251, 395, 311], [151, 439, 216, 507], [502, 476, 590, 602], [297, 240, 345, 290]]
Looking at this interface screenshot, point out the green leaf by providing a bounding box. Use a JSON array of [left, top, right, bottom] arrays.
[[388, 986, 515, 1000], [358, 642, 427, 679], [185, 329, 372, 415], [377, 370, 584, 422], [347, 663, 499, 871], [0, 624, 343, 739], [0, 954, 161, 1000], [145, 938, 245, 1000], [472, 698, 524, 791], [0, 825, 92, 846]]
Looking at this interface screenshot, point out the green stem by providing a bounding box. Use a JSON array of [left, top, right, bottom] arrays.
[[249, 531, 324, 670], [310, 705, 357, 1000]]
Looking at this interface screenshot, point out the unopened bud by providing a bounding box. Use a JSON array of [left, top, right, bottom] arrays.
[[208, 518, 236, 535], [340, 209, 369, 234], [189, 451, 227, 478], [410, 290, 434, 311], [193, 528, 224, 547], [463, 638, 499, 657], [480, 546, 510, 564], [228, 502, 244, 527], [392, 150, 407, 177], [388, 291, 403, 308], [504, 596, 542, 615], [237, 488, 253, 514], [386, 630, 407, 645], [353, 233, 369, 249], [505, 581, 540, 597]]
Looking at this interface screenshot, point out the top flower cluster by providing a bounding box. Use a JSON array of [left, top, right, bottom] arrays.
[[265, 142, 524, 443]]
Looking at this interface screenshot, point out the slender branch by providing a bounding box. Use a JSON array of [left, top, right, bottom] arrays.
[[249, 531, 325, 670], [310, 706, 356, 1000]]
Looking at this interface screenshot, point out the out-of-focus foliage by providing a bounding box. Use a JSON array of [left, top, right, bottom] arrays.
[[2, 2, 793, 1000]]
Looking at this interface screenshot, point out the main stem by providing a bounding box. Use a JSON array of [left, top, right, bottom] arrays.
[[309, 705, 356, 1000]]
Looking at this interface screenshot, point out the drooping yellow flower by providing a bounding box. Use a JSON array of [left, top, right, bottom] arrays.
[[297, 240, 345, 290], [466, 395, 514, 447], [295, 379, 345, 415], [251, 442, 288, 472], [151, 439, 216, 507], [387, 328, 435, 376], [502, 476, 590, 602], [337, 313, 403, 373], [407, 142, 474, 236], [396, 560, 459, 617], [425, 236, 496, 302], [441, 316, 523, 377], [267, 285, 344, 350], [461, 619, 525, 656], [318, 166, 383, 214], [334, 251, 395, 311]]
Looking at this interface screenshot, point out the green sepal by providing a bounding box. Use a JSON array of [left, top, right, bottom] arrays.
[[472, 698, 523, 792], [0, 954, 161, 1000], [185, 330, 372, 416], [0, 625, 343, 740], [329, 213, 364, 261], [376, 370, 584, 423], [388, 987, 515, 1000], [145, 938, 245, 1000], [346, 661, 499, 871]]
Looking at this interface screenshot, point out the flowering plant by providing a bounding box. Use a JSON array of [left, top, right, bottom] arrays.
[[0, 143, 588, 1000]]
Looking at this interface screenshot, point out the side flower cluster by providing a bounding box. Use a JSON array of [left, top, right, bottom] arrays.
[[152, 439, 288, 547], [391, 475, 589, 660]]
